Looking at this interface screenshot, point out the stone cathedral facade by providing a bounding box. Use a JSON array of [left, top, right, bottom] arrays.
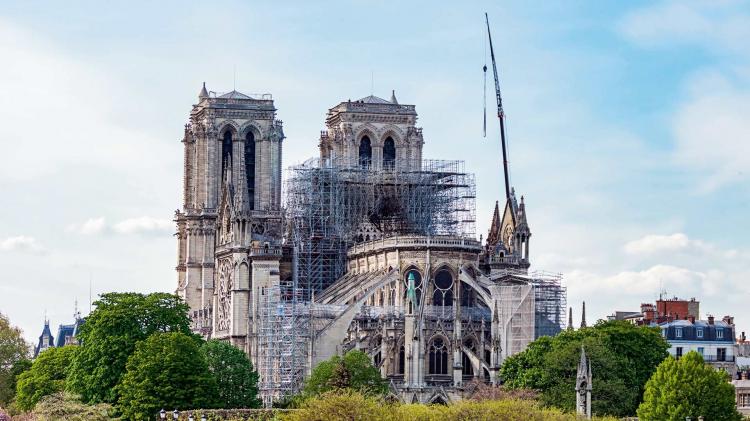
[[176, 84, 565, 405], [176, 85, 286, 352]]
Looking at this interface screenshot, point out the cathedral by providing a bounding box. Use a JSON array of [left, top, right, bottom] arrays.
[[175, 85, 566, 406]]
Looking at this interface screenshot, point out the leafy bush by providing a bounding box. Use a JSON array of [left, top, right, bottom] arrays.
[[68, 292, 192, 405], [15, 346, 77, 411], [637, 351, 742, 421], [501, 320, 669, 416], [281, 390, 619, 421], [302, 350, 387, 398], [22, 392, 114, 421], [117, 332, 218, 420], [201, 340, 261, 409]]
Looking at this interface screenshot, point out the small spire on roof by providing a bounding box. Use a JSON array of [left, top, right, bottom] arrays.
[[390, 90, 398, 104], [199, 82, 208, 98], [581, 301, 587, 328]]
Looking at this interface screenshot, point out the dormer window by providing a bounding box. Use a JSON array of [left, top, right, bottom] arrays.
[[675, 327, 683, 338], [717, 328, 724, 339], [696, 327, 703, 338]]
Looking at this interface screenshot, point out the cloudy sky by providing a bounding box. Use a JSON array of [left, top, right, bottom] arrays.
[[1, 1, 748, 344]]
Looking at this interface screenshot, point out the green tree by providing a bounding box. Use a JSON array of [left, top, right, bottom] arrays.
[[303, 350, 387, 398], [501, 320, 669, 417], [0, 312, 30, 406], [67, 292, 192, 404], [201, 339, 261, 408], [15, 345, 78, 411], [637, 351, 742, 421], [118, 332, 218, 421]]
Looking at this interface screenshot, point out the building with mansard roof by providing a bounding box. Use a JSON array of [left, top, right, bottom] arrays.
[[176, 86, 566, 406]]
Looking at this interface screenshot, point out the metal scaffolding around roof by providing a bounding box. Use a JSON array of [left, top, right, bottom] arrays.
[[284, 157, 477, 299]]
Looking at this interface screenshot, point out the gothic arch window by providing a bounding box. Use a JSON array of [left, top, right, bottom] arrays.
[[359, 136, 372, 168], [462, 338, 477, 376], [383, 137, 396, 170], [403, 267, 423, 307], [222, 130, 233, 176], [428, 337, 449, 375], [460, 281, 475, 307], [397, 343, 405, 375], [372, 335, 383, 367], [461, 352, 474, 376], [432, 268, 454, 308], [245, 131, 256, 210]]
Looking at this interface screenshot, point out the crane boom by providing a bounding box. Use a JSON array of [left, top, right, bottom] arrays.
[[485, 13, 512, 204]]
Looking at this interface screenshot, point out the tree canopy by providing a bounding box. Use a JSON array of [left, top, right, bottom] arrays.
[[501, 320, 669, 417], [67, 292, 192, 404], [637, 351, 742, 421], [0, 312, 30, 406], [15, 345, 78, 411], [201, 339, 261, 409], [117, 332, 218, 421], [303, 350, 387, 398]]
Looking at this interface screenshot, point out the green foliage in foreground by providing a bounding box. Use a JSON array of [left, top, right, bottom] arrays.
[[0, 311, 30, 406], [20, 392, 114, 421], [67, 292, 192, 405], [201, 340, 261, 409], [637, 351, 742, 421], [501, 320, 669, 416], [285, 390, 620, 421], [118, 332, 218, 421], [15, 346, 78, 411], [303, 350, 387, 398]]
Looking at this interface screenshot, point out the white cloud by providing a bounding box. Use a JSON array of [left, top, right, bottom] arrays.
[[0, 236, 46, 254], [112, 217, 173, 235], [624, 233, 704, 255], [67, 216, 173, 236], [618, 0, 750, 55], [67, 217, 107, 235]]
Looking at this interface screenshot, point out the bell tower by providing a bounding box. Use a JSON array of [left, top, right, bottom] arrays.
[[176, 83, 284, 347]]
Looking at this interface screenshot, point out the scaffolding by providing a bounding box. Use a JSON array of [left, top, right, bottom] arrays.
[[256, 284, 309, 407], [528, 271, 567, 338], [285, 158, 477, 298]]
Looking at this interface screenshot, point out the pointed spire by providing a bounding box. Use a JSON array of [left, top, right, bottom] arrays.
[[577, 345, 589, 384], [486, 201, 502, 247], [199, 82, 208, 98], [568, 307, 574, 330], [390, 89, 398, 104], [581, 301, 587, 328]]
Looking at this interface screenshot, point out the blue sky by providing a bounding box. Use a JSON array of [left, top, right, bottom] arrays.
[[1, 1, 748, 343]]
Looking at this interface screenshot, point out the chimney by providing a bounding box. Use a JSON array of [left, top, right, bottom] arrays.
[[688, 315, 695, 324], [723, 315, 734, 325], [708, 315, 714, 325]]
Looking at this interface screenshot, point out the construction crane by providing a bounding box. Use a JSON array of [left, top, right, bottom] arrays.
[[484, 13, 513, 205]]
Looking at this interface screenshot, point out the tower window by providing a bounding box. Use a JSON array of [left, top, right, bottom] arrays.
[[383, 137, 396, 170], [245, 131, 256, 210], [222, 131, 233, 176], [359, 136, 372, 168]]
